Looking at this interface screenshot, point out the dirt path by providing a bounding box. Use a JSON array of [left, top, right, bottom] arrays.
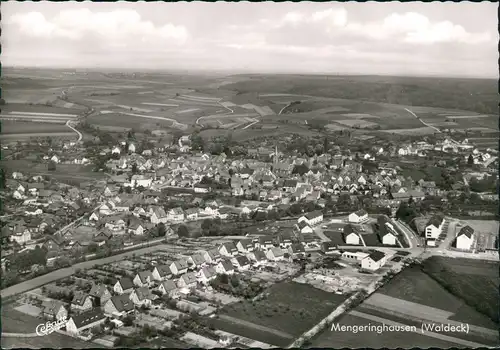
[[350, 310, 490, 348], [218, 314, 293, 339]]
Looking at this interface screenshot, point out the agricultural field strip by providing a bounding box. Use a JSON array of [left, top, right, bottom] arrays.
[[141, 103, 180, 107], [175, 108, 200, 114], [365, 293, 498, 336], [349, 310, 489, 348], [217, 314, 294, 339], [8, 111, 78, 117]]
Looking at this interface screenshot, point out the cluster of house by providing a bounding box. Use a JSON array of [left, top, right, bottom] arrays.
[[337, 249, 389, 271], [422, 214, 474, 250]]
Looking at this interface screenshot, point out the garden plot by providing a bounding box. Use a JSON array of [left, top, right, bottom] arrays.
[[293, 269, 367, 294]]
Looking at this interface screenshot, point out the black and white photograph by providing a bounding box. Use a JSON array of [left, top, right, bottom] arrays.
[[0, 1, 498, 349]]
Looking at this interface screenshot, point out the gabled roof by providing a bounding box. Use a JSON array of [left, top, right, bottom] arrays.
[[42, 300, 66, 315], [72, 291, 91, 306], [269, 247, 284, 257], [201, 266, 217, 279], [235, 255, 250, 266], [190, 254, 206, 266], [134, 287, 154, 301], [297, 221, 310, 230], [237, 239, 253, 249], [206, 248, 221, 259], [173, 259, 189, 270], [70, 308, 106, 329], [458, 225, 474, 238], [136, 271, 153, 283], [367, 250, 386, 262], [343, 224, 361, 236], [221, 241, 238, 252], [180, 272, 198, 285], [89, 284, 109, 298], [426, 214, 444, 228], [154, 264, 172, 277], [109, 294, 134, 312], [305, 210, 323, 220], [116, 277, 134, 290], [219, 259, 234, 271], [160, 280, 177, 292], [258, 235, 275, 244], [253, 250, 267, 261], [289, 243, 305, 254]]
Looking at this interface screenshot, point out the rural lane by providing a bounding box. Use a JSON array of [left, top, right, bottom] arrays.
[[404, 108, 442, 133], [0, 241, 175, 299], [65, 120, 82, 141], [349, 310, 491, 348]]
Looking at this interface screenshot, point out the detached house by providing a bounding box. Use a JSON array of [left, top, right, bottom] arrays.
[[288, 243, 306, 259], [170, 259, 189, 275], [197, 266, 217, 284], [256, 235, 275, 250], [158, 280, 178, 297], [113, 277, 134, 295], [425, 214, 445, 240], [133, 271, 153, 287], [150, 207, 168, 224], [203, 249, 222, 264], [42, 300, 68, 321], [104, 294, 135, 317], [71, 292, 93, 312], [89, 284, 112, 307], [167, 207, 185, 222], [185, 208, 199, 220], [455, 225, 474, 250], [348, 209, 369, 224], [343, 224, 362, 245], [266, 247, 285, 261], [188, 254, 207, 269], [298, 210, 323, 227], [177, 272, 198, 289], [216, 259, 235, 275], [247, 250, 267, 266], [361, 251, 387, 271], [219, 242, 238, 257], [296, 221, 313, 234], [232, 255, 251, 270], [236, 239, 254, 253], [152, 264, 172, 281], [129, 287, 155, 307], [66, 309, 106, 337]]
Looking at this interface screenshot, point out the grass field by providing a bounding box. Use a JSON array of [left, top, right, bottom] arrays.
[[421, 256, 499, 325], [1, 120, 71, 134], [310, 313, 464, 349], [220, 282, 349, 337], [378, 264, 498, 329]]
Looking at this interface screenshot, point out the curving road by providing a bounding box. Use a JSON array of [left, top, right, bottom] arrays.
[[65, 120, 82, 141]]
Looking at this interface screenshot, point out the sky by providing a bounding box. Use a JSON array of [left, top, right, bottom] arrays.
[[2, 1, 498, 78]]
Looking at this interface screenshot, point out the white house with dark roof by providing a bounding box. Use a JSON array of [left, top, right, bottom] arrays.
[[177, 272, 198, 289], [158, 280, 178, 297], [104, 294, 135, 317], [133, 271, 153, 287], [219, 242, 238, 257], [455, 225, 474, 250], [236, 239, 254, 253], [150, 206, 168, 224], [188, 253, 207, 268], [231, 255, 251, 270], [129, 287, 155, 307], [361, 250, 387, 271], [203, 249, 222, 264], [288, 243, 306, 259], [348, 209, 369, 224], [42, 300, 68, 321], [89, 284, 111, 307], [66, 309, 106, 336], [296, 221, 313, 234], [298, 210, 323, 227], [170, 259, 189, 275], [71, 292, 93, 312], [343, 224, 362, 245], [113, 277, 134, 295], [197, 266, 217, 284], [247, 250, 267, 266], [152, 264, 173, 281], [265, 247, 285, 261], [425, 214, 445, 240], [167, 207, 185, 222], [216, 259, 235, 275], [256, 235, 275, 250]]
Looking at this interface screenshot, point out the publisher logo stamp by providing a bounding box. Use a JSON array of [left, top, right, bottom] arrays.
[[36, 316, 68, 336]]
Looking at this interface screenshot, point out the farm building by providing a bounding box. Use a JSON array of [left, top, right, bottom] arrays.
[[348, 209, 369, 223], [455, 225, 474, 250]]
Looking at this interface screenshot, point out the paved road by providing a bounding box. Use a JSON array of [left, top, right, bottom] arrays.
[[0, 242, 176, 299], [393, 219, 422, 249], [350, 310, 490, 348]]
